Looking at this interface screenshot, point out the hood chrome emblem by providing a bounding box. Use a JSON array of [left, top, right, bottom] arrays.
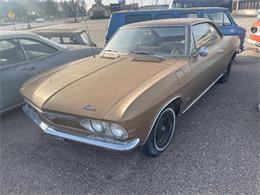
[[83, 104, 96, 111]]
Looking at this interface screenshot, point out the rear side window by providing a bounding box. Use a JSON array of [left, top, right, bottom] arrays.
[[19, 38, 57, 60], [179, 13, 198, 18], [202, 12, 231, 26], [126, 14, 152, 24], [155, 14, 175, 20], [80, 32, 91, 44], [0, 39, 26, 66]]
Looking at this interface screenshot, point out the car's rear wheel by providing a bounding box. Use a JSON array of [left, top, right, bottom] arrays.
[[144, 107, 176, 157], [217, 57, 234, 84]]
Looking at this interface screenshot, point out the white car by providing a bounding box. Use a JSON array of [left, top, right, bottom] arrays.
[[35, 18, 45, 23]]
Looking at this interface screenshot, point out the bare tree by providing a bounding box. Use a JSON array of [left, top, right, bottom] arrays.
[[71, 0, 78, 22]]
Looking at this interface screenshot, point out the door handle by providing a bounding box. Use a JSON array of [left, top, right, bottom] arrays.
[[22, 67, 35, 71], [217, 49, 224, 53]]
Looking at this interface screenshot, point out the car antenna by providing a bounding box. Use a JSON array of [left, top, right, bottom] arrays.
[[84, 16, 96, 58]]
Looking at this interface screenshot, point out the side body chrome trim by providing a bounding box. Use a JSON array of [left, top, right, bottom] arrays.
[[22, 104, 140, 152], [181, 73, 224, 114]]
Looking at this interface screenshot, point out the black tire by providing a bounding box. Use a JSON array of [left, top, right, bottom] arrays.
[[217, 58, 233, 84], [143, 107, 176, 157]]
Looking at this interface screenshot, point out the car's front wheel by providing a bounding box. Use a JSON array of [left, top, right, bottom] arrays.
[[144, 107, 176, 157]]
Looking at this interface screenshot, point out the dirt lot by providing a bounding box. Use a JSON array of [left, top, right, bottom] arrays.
[[0, 16, 259, 195]]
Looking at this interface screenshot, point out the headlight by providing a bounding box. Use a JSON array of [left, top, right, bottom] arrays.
[[80, 118, 128, 140], [251, 27, 257, 33], [90, 120, 104, 133], [80, 119, 94, 132], [110, 123, 128, 139]]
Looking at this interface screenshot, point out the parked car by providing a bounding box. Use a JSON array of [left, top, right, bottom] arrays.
[[105, 7, 246, 52], [21, 18, 239, 156], [247, 19, 260, 47], [32, 28, 96, 47], [0, 31, 101, 113], [35, 18, 45, 23]]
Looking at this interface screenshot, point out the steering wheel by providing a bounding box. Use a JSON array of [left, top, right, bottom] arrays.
[[171, 43, 185, 56]]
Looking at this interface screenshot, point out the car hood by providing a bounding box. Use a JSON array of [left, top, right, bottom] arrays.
[[21, 55, 171, 119]]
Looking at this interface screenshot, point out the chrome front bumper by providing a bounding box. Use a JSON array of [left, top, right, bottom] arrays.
[[23, 104, 140, 151], [247, 38, 260, 47]]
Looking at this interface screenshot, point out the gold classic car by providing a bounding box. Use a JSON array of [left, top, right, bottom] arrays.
[[21, 18, 239, 157]]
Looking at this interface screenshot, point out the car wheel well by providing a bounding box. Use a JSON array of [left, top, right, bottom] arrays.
[[168, 97, 182, 116], [231, 52, 237, 60], [142, 97, 182, 146]]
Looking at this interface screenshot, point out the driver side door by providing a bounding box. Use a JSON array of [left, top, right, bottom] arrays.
[[185, 22, 225, 110]]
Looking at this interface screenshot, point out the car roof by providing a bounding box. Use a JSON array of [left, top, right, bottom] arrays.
[[32, 28, 86, 34], [114, 7, 228, 14], [0, 31, 66, 50], [123, 18, 210, 28], [0, 31, 41, 40]]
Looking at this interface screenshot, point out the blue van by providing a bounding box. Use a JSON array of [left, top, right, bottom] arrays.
[[105, 7, 246, 52]]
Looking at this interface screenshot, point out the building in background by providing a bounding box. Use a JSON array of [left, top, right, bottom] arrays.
[[169, 0, 233, 12], [233, 0, 260, 16], [89, 0, 138, 19], [140, 4, 169, 10], [88, 0, 110, 19]]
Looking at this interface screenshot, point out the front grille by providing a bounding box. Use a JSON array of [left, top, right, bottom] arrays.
[[25, 101, 86, 132]]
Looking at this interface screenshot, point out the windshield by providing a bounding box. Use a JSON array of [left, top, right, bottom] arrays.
[[105, 26, 187, 57]]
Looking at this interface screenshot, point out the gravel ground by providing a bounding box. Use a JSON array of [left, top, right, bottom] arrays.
[[0, 16, 259, 195]]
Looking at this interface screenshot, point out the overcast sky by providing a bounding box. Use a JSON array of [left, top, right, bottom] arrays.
[[85, 0, 171, 8]]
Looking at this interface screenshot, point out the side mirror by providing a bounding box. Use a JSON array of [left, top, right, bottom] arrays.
[[198, 47, 209, 57]]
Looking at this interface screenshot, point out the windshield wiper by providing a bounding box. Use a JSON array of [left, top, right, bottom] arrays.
[[103, 49, 118, 53], [102, 49, 119, 58], [130, 51, 165, 60]]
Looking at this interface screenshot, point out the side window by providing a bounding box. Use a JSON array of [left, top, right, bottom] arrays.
[[190, 32, 196, 53], [202, 12, 231, 26], [192, 23, 218, 49], [155, 14, 175, 20], [179, 13, 198, 18], [126, 14, 152, 24], [19, 38, 57, 60], [62, 36, 77, 44], [50, 37, 62, 44], [0, 39, 26, 66], [209, 24, 222, 43]]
